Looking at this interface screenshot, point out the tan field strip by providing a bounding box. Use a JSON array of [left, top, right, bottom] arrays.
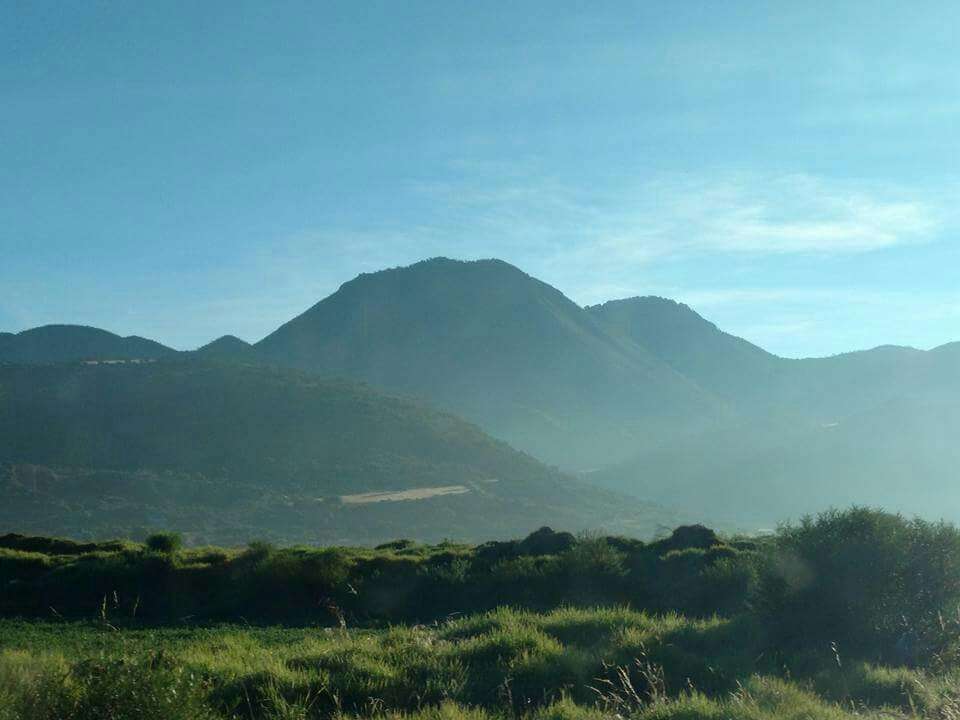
[[340, 484, 471, 504]]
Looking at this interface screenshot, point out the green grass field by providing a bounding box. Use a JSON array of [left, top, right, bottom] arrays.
[[4, 509, 960, 719], [4, 608, 958, 720]]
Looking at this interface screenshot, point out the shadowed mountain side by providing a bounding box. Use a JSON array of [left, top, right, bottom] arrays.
[[255, 258, 726, 468], [0, 360, 676, 544]]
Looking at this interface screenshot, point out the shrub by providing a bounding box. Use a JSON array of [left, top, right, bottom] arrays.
[[758, 507, 960, 662], [145, 533, 183, 555]]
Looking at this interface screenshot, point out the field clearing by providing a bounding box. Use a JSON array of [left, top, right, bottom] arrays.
[[340, 484, 470, 504], [0, 608, 943, 720]]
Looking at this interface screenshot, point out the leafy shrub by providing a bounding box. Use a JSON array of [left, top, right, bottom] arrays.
[[757, 508, 960, 662], [145, 533, 183, 555]]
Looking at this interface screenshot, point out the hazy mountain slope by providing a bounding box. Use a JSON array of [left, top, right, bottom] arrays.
[[595, 398, 960, 527], [778, 345, 960, 421], [194, 334, 256, 360], [256, 258, 724, 467], [0, 360, 675, 544], [0, 325, 174, 364], [579, 296, 960, 526], [587, 297, 781, 404], [587, 296, 960, 417]]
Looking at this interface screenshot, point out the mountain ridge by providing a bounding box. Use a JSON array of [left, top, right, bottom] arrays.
[[255, 257, 725, 468], [0, 324, 175, 364], [4, 257, 960, 529]]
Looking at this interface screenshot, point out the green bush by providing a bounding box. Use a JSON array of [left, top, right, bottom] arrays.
[[757, 507, 960, 662], [145, 533, 183, 555]]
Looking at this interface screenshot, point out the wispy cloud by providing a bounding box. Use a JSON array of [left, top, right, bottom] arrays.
[[53, 169, 944, 352], [417, 171, 946, 262], [650, 286, 960, 358]]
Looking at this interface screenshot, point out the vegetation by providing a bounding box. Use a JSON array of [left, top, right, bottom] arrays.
[[0, 360, 672, 545], [145, 532, 184, 554], [4, 509, 960, 718]]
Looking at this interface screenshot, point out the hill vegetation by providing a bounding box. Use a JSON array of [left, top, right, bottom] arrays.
[[0, 360, 671, 545]]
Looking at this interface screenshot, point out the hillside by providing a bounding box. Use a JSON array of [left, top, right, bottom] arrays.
[[587, 297, 782, 405], [0, 324, 174, 364], [5, 259, 960, 530], [193, 334, 256, 360], [585, 299, 960, 527], [0, 360, 674, 544], [256, 258, 725, 467]]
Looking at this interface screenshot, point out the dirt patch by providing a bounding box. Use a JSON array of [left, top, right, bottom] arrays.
[[340, 485, 471, 504]]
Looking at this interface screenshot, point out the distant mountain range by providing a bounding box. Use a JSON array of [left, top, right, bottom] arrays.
[[3, 257, 958, 532]]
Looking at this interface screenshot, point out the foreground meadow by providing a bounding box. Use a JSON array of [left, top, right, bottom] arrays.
[[3, 509, 960, 719], [5, 608, 960, 720]]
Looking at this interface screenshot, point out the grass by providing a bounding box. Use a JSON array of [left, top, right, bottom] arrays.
[[5, 509, 960, 718], [1, 608, 957, 720]]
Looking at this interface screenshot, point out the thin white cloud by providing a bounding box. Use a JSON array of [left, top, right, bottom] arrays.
[[421, 171, 945, 261], [107, 170, 949, 350]]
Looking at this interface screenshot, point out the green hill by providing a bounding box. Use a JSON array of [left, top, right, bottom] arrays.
[[0, 324, 174, 364], [193, 334, 256, 360], [0, 360, 673, 545]]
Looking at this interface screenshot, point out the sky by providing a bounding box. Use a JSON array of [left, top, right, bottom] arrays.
[[2, 1, 958, 358]]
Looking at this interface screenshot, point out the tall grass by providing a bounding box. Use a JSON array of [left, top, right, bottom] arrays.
[[2, 607, 957, 719]]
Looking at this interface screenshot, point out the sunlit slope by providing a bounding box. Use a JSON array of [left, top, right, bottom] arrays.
[[0, 360, 673, 544], [256, 258, 724, 467]]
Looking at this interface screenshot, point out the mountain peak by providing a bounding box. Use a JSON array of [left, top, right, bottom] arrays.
[[195, 335, 254, 359], [342, 257, 530, 289], [587, 294, 776, 402], [255, 257, 720, 468], [588, 295, 710, 324]]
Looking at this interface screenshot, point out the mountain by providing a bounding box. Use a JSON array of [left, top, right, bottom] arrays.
[[6, 258, 959, 531], [0, 325, 174, 364], [256, 258, 725, 467], [587, 297, 781, 405], [0, 359, 675, 545], [583, 301, 960, 528], [595, 396, 960, 527], [194, 334, 256, 360]]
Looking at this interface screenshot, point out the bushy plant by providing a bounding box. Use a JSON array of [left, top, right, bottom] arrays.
[[145, 532, 183, 555], [757, 507, 960, 662]]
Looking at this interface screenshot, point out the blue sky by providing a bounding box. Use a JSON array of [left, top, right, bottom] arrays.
[[2, 1, 958, 357]]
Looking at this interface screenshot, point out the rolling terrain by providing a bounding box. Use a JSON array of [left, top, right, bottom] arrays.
[[0, 359, 673, 544], [3, 257, 959, 532]]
